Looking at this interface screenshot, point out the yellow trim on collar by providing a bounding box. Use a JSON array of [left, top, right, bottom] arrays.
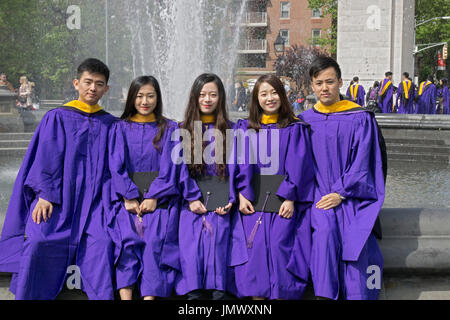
[[350, 84, 359, 101], [418, 81, 431, 96], [402, 80, 411, 99], [313, 99, 361, 114], [130, 113, 156, 123], [64, 100, 102, 114], [200, 114, 216, 124], [261, 113, 279, 124], [380, 79, 392, 96]]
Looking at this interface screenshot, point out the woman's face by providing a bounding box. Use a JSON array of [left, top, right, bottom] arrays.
[[198, 82, 219, 114], [258, 81, 281, 115], [20, 77, 26, 84], [134, 84, 157, 116]]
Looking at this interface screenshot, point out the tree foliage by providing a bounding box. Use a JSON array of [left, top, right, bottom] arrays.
[[415, 0, 450, 81], [273, 44, 328, 92], [307, 0, 337, 57]]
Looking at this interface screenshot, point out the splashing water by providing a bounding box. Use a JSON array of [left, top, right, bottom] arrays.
[[125, 0, 248, 120]]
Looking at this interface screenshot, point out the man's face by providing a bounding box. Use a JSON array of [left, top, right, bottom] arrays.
[[0, 74, 6, 82], [310, 67, 343, 106], [73, 71, 109, 105]]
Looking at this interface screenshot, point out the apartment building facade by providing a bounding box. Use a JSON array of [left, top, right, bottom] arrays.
[[236, 0, 332, 81]]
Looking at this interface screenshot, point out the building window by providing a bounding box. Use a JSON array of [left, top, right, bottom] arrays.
[[280, 29, 290, 46], [312, 8, 322, 18], [312, 29, 321, 45], [280, 2, 290, 19]]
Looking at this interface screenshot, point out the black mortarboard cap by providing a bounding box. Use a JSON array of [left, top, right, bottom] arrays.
[[129, 171, 168, 209], [195, 176, 230, 212], [252, 174, 285, 212]]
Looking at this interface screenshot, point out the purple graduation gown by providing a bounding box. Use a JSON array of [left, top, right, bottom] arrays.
[[438, 86, 449, 115], [395, 80, 415, 114], [346, 84, 366, 107], [378, 78, 393, 113], [148, 121, 247, 296], [300, 105, 385, 300], [107, 119, 180, 297], [0, 107, 117, 300], [230, 119, 314, 300], [416, 82, 437, 114]]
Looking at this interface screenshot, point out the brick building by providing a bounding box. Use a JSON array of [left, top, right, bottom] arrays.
[[236, 0, 332, 82]]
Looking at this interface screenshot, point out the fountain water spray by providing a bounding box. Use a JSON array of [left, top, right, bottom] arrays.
[[125, 0, 248, 120]]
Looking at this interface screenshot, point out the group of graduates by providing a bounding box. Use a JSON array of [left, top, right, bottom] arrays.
[[0, 56, 385, 301], [346, 72, 449, 115]]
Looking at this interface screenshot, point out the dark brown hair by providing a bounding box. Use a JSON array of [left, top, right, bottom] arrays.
[[181, 73, 230, 178], [248, 74, 297, 130], [120, 75, 168, 152]]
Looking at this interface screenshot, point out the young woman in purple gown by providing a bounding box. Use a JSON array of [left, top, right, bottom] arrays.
[[108, 76, 179, 300], [230, 74, 315, 300]]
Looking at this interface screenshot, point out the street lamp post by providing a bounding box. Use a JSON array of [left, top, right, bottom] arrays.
[[274, 32, 285, 76]]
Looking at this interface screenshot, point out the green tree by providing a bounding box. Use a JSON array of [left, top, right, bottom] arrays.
[[307, 0, 337, 57], [415, 0, 450, 82]]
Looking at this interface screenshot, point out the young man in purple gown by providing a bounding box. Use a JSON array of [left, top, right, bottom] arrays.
[[378, 72, 394, 113], [395, 72, 415, 114], [346, 76, 366, 107], [416, 76, 437, 114], [300, 56, 385, 300], [0, 58, 117, 299]]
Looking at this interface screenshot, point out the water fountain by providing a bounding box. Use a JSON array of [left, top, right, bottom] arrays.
[[124, 0, 248, 120]]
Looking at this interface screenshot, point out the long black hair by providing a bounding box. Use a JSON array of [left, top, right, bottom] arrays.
[[248, 74, 297, 131], [181, 73, 230, 178], [121, 75, 168, 152]]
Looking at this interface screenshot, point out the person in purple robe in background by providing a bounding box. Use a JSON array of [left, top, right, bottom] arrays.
[[150, 73, 246, 300], [437, 78, 449, 115], [230, 74, 315, 300], [0, 58, 117, 299], [415, 75, 437, 114], [107, 76, 180, 300], [346, 76, 366, 107], [378, 71, 394, 113], [395, 72, 415, 114], [300, 56, 385, 300]]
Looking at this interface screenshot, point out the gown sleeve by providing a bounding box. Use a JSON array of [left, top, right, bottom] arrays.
[[276, 123, 314, 204], [330, 114, 384, 201], [146, 124, 201, 202], [108, 122, 140, 202]]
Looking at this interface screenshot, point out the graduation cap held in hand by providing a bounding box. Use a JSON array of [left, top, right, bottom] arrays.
[[195, 176, 230, 212], [252, 174, 285, 212], [129, 171, 168, 209]]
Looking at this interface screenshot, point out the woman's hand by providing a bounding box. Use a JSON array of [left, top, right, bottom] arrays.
[[239, 193, 255, 215], [140, 198, 157, 214], [124, 198, 141, 216], [279, 200, 294, 219], [215, 203, 233, 215], [315, 193, 343, 211], [189, 200, 207, 215]]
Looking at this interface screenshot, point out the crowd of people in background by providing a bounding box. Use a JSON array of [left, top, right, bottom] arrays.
[[0, 73, 39, 111], [229, 72, 449, 116], [345, 72, 449, 115]]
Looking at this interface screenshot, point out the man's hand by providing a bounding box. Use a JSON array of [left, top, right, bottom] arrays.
[[239, 193, 255, 215], [189, 200, 207, 215], [215, 203, 233, 215], [140, 198, 157, 214], [124, 198, 141, 216], [316, 193, 343, 211], [279, 200, 294, 219], [32, 197, 53, 224]]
